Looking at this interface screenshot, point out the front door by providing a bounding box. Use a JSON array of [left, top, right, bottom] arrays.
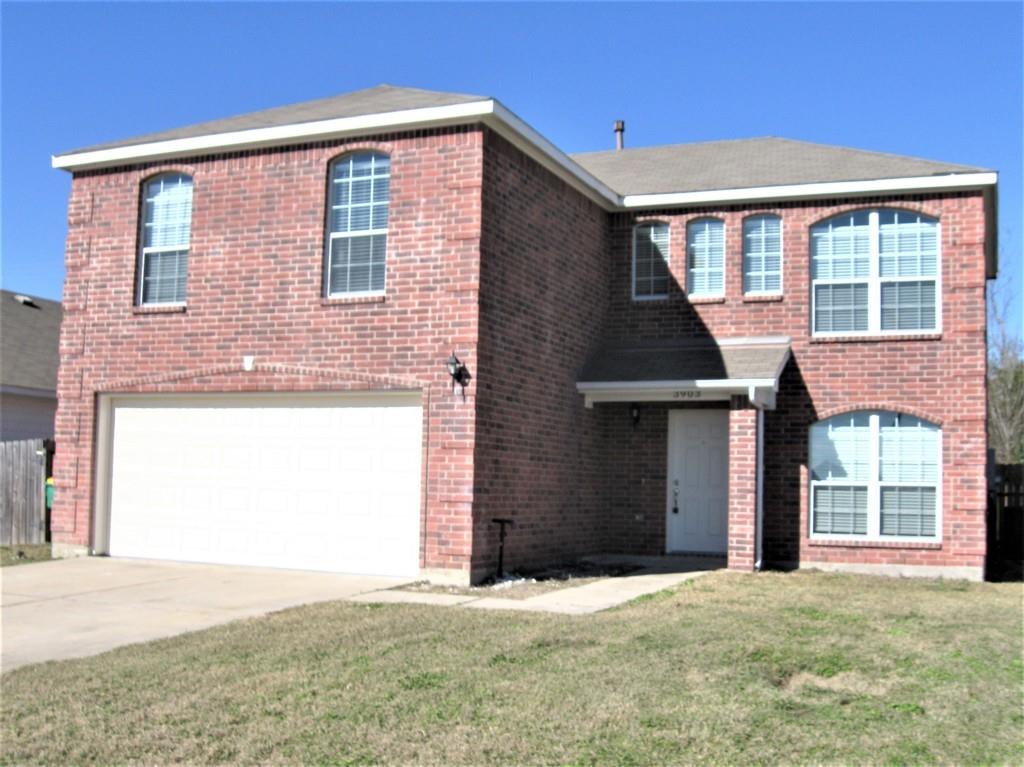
[[667, 409, 728, 553]]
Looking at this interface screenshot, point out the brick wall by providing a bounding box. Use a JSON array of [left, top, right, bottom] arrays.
[[52, 127, 485, 575], [53, 121, 989, 579], [604, 193, 989, 574], [472, 130, 610, 578]]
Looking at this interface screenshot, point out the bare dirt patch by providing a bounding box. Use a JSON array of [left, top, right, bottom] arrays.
[[398, 560, 643, 600]]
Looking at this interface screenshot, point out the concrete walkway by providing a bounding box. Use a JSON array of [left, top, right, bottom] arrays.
[[351, 554, 724, 614], [2, 554, 723, 672], [1, 557, 411, 672]]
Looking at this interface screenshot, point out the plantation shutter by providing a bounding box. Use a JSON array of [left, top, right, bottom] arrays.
[[634, 223, 670, 297], [140, 174, 192, 305], [743, 215, 782, 293], [687, 219, 724, 296], [327, 153, 390, 296]]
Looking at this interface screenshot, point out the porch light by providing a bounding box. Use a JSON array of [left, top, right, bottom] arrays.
[[630, 403, 641, 426], [446, 352, 471, 394]]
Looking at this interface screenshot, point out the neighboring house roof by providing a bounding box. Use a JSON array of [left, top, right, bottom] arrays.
[[570, 137, 988, 196], [0, 290, 63, 393], [61, 85, 487, 155]]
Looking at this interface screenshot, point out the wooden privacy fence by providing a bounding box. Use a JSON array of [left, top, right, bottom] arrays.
[[988, 463, 1023, 579], [0, 439, 51, 545]]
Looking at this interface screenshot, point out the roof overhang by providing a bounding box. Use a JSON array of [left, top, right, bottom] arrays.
[[50, 98, 622, 209], [51, 101, 997, 218], [577, 338, 791, 411], [620, 172, 999, 209], [577, 378, 781, 410]]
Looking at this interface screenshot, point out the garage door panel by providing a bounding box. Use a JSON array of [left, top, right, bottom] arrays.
[[107, 395, 422, 576]]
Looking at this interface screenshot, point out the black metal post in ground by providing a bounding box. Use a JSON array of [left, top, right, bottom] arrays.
[[492, 518, 515, 580]]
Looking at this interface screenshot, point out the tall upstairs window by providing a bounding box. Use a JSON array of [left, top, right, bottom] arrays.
[[632, 222, 670, 299], [743, 215, 782, 294], [138, 174, 193, 305], [811, 209, 939, 335], [326, 152, 390, 297], [687, 218, 725, 297]]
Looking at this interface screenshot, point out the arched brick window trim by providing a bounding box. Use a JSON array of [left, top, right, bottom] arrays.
[[816, 403, 944, 427]]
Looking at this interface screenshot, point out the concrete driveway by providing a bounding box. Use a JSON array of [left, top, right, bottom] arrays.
[[1, 557, 412, 672]]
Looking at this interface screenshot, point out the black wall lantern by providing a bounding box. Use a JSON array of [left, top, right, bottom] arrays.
[[446, 352, 471, 396], [630, 402, 641, 427]]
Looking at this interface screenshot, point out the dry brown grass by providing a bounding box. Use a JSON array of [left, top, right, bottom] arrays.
[[0, 544, 51, 567], [2, 570, 1021, 765]]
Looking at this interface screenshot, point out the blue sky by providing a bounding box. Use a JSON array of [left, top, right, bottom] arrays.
[[2, 1, 1021, 336]]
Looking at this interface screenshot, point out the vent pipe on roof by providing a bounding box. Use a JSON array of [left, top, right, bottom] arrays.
[[613, 120, 624, 151]]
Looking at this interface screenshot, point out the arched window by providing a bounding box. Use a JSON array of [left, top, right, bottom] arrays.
[[743, 214, 782, 294], [687, 218, 724, 297], [811, 209, 938, 334], [137, 173, 193, 305], [325, 152, 390, 297], [809, 411, 941, 540], [632, 221, 669, 299]]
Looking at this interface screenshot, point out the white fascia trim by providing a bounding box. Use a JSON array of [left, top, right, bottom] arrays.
[[51, 97, 622, 209], [621, 172, 999, 209], [52, 100, 500, 170], [715, 336, 791, 347], [577, 378, 777, 392]]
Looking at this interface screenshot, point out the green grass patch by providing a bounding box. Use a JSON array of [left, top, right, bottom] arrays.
[[0, 544, 50, 567], [1, 570, 1021, 765]]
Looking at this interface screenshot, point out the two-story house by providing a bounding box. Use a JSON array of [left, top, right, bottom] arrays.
[[50, 85, 997, 583]]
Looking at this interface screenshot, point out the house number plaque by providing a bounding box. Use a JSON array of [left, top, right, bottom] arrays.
[[672, 391, 703, 399]]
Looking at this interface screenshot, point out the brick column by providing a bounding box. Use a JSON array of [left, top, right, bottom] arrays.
[[728, 400, 757, 571]]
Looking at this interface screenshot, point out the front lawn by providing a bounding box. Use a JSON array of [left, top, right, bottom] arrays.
[[2, 571, 1021, 765]]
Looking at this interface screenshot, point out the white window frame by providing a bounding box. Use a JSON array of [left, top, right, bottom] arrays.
[[631, 221, 670, 301], [136, 173, 192, 307], [811, 209, 942, 337], [809, 411, 943, 543], [742, 214, 783, 295], [686, 217, 726, 298], [324, 152, 390, 299]]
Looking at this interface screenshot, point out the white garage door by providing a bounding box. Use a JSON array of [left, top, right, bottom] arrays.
[[104, 393, 422, 577]]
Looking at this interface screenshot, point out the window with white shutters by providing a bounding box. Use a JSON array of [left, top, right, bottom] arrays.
[[687, 218, 725, 297], [810, 411, 941, 541], [138, 174, 193, 305], [633, 222, 670, 299], [325, 152, 390, 297], [811, 209, 939, 335], [743, 215, 782, 294]]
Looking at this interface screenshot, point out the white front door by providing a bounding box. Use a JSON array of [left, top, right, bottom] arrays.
[[667, 409, 729, 553]]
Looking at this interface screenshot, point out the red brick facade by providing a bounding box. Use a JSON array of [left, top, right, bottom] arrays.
[[52, 121, 990, 581]]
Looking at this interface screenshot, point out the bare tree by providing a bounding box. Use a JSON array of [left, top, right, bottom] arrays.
[[988, 274, 1024, 464]]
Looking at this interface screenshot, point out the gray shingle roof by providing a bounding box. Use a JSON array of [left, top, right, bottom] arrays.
[[570, 137, 989, 196], [0, 290, 63, 392], [60, 84, 488, 156], [579, 339, 790, 384]]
